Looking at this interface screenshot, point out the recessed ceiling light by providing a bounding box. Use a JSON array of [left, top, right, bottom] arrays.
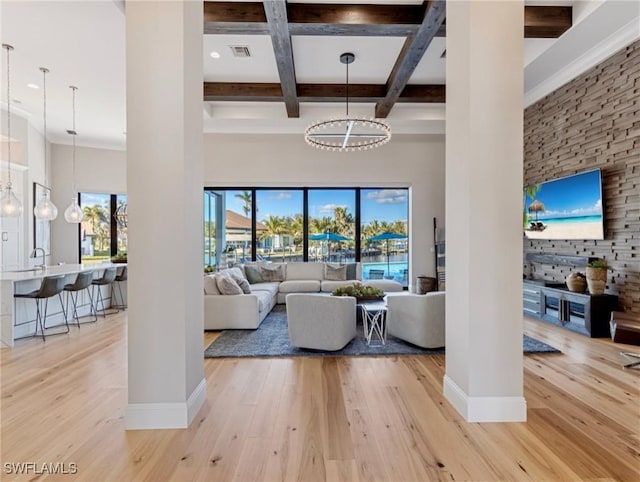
[[210, 51, 221, 59], [27, 83, 39, 89]]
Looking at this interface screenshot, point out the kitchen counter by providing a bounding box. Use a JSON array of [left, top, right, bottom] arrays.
[[1, 263, 126, 347], [0, 263, 123, 281]]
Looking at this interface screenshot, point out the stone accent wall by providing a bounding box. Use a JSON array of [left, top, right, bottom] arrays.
[[524, 40, 639, 314]]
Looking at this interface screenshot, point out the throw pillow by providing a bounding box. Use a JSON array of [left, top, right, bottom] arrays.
[[203, 274, 221, 295], [244, 264, 264, 284], [216, 274, 243, 295], [325, 263, 347, 281], [345, 263, 358, 280], [228, 271, 251, 294], [261, 264, 286, 282]]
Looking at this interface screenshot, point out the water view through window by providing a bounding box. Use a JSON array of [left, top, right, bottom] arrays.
[[79, 193, 127, 264], [360, 189, 408, 284], [204, 187, 409, 287]]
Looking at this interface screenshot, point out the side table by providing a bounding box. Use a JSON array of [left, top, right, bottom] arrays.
[[359, 301, 387, 345]]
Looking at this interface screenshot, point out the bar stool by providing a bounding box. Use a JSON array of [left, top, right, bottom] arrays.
[[14, 275, 68, 341], [91, 267, 118, 318], [110, 266, 127, 310], [64, 271, 97, 327]]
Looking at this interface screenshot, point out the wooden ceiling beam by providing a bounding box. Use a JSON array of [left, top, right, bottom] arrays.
[[375, 0, 446, 118], [203, 2, 269, 34], [203, 2, 571, 39], [203, 82, 445, 103], [524, 6, 572, 38], [263, 0, 299, 118]]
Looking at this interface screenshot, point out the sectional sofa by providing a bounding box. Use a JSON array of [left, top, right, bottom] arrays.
[[203, 262, 403, 330]]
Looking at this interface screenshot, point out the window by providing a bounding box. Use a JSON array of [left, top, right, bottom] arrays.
[[307, 189, 356, 263], [204, 191, 217, 268], [360, 189, 408, 286], [204, 187, 409, 287], [221, 190, 254, 265], [255, 190, 303, 262], [79, 192, 127, 264]]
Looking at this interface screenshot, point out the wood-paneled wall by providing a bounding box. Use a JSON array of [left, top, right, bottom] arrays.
[[524, 40, 639, 314]]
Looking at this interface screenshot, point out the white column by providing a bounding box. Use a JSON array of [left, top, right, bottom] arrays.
[[444, 0, 526, 422], [125, 0, 205, 429]]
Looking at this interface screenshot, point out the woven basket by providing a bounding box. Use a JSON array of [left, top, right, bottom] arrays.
[[586, 267, 608, 295]]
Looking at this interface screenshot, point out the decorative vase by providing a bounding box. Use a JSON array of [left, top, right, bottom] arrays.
[[585, 267, 607, 295], [565, 273, 587, 293]]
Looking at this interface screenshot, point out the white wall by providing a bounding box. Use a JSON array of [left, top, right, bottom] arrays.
[[50, 143, 126, 264], [1, 110, 48, 268], [204, 133, 446, 288]]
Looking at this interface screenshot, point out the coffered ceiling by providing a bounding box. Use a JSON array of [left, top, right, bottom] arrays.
[[1, 0, 639, 150]]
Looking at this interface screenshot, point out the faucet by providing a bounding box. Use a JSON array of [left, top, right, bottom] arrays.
[[30, 248, 46, 270]]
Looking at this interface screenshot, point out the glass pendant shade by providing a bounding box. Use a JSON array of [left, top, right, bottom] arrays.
[[34, 191, 58, 221], [1, 44, 22, 218], [64, 196, 83, 223], [0, 184, 23, 217], [34, 66, 57, 221]]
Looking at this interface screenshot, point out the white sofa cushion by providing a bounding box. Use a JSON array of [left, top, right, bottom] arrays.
[[286, 262, 325, 280], [254, 290, 274, 313], [279, 280, 321, 293], [325, 263, 347, 281], [261, 263, 286, 282], [244, 263, 265, 284], [249, 282, 280, 297], [216, 274, 244, 295], [226, 269, 251, 294], [203, 274, 221, 295]]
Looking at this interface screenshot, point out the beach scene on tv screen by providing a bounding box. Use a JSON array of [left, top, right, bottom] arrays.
[[524, 169, 604, 240]]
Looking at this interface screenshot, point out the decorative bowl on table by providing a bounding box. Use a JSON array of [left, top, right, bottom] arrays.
[[331, 282, 385, 301]]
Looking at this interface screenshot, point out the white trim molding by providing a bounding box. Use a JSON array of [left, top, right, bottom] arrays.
[[125, 378, 207, 430], [525, 17, 640, 107], [444, 375, 527, 423]]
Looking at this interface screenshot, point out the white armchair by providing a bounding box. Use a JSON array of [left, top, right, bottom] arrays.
[[386, 292, 445, 348], [286, 294, 356, 351]]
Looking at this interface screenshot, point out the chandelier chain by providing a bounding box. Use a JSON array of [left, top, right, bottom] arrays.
[[4, 44, 13, 187], [42, 67, 48, 182], [71, 86, 77, 194], [346, 58, 349, 117]]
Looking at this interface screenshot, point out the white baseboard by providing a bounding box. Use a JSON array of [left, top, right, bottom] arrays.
[[125, 378, 207, 430], [443, 375, 527, 423]]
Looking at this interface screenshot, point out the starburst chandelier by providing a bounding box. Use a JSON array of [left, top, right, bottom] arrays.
[[304, 53, 391, 152]]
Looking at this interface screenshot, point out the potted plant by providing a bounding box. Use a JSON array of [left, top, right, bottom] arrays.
[[585, 258, 613, 295], [332, 282, 385, 301], [111, 252, 127, 264]]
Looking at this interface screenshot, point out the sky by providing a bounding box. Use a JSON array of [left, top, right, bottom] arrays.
[[525, 169, 603, 219], [218, 189, 408, 225]]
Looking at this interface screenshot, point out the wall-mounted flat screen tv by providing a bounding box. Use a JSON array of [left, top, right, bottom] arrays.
[[524, 169, 604, 240]]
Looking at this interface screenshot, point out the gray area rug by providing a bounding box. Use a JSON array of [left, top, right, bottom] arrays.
[[205, 305, 561, 358]]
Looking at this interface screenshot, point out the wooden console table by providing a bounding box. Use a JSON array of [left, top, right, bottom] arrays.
[[523, 280, 618, 338]]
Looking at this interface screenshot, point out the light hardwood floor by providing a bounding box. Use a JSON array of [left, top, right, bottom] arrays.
[[1, 310, 639, 481]]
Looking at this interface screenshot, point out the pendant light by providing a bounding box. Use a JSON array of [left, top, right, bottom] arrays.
[[0, 44, 23, 218], [64, 85, 83, 223], [304, 52, 391, 152], [33, 67, 58, 220]]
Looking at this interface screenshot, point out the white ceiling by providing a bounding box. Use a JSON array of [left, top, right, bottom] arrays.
[[2, 0, 639, 151]]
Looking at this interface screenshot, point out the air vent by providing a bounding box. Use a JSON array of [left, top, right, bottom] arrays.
[[229, 45, 251, 58]]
